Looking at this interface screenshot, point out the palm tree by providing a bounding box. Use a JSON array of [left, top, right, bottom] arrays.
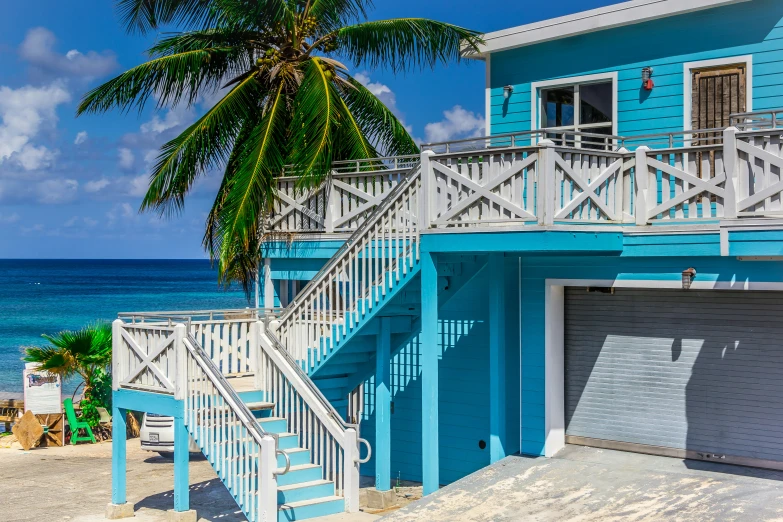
[[23, 323, 113, 400], [78, 0, 482, 293]]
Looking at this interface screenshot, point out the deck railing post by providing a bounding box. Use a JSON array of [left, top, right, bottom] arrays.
[[173, 323, 187, 401], [325, 172, 337, 233], [112, 319, 123, 391], [537, 140, 556, 226], [420, 150, 435, 230], [251, 321, 262, 390], [723, 127, 739, 219], [260, 435, 278, 520], [634, 146, 651, 226], [343, 428, 360, 512]]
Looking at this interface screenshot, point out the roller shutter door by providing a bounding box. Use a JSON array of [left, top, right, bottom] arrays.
[[564, 287, 783, 469]]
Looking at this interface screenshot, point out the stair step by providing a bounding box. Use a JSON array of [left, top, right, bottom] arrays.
[[277, 464, 323, 487], [277, 496, 344, 522], [258, 416, 288, 434], [278, 447, 310, 468], [277, 433, 301, 451], [277, 479, 334, 504]]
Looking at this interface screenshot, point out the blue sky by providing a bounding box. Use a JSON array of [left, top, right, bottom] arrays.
[[0, 0, 620, 259]]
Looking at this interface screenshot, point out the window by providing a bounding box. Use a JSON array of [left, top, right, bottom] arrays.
[[540, 80, 614, 146]]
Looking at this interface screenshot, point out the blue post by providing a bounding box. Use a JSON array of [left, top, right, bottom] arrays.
[[375, 316, 392, 492], [111, 404, 128, 505], [489, 254, 507, 463], [421, 251, 440, 495], [173, 415, 190, 511]]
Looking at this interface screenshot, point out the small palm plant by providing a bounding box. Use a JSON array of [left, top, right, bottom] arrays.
[[23, 322, 112, 402], [78, 0, 483, 292]]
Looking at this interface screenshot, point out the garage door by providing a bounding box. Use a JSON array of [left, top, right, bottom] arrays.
[[565, 287, 783, 469]]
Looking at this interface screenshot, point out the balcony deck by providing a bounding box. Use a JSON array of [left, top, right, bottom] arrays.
[[267, 110, 783, 259]]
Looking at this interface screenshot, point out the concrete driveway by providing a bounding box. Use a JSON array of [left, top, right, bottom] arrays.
[[382, 445, 783, 521]]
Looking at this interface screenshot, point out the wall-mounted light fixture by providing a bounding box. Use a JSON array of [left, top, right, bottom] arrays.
[[682, 268, 696, 290], [503, 85, 514, 99], [642, 67, 654, 91]]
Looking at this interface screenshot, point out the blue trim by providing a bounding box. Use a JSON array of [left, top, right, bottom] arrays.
[[488, 254, 506, 464], [730, 229, 783, 256], [262, 240, 345, 259], [421, 231, 623, 254], [113, 389, 184, 418], [375, 316, 392, 492], [111, 405, 128, 506], [173, 416, 190, 512], [421, 252, 440, 495]]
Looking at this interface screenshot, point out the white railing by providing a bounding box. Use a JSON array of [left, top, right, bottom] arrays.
[[119, 310, 262, 379], [270, 156, 419, 234], [735, 129, 783, 217], [274, 164, 421, 367], [112, 322, 181, 394], [259, 329, 366, 512], [182, 330, 279, 522]]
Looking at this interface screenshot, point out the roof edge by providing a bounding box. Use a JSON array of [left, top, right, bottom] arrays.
[[473, 0, 750, 57]]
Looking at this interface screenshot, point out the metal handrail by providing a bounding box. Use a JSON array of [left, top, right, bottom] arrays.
[[422, 128, 624, 153], [275, 162, 422, 325], [182, 332, 270, 446]]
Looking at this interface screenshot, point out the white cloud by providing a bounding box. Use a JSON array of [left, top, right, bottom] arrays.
[[128, 175, 149, 197], [0, 213, 20, 224], [37, 179, 78, 204], [0, 82, 70, 171], [141, 105, 194, 134], [118, 148, 135, 170], [19, 27, 118, 80], [354, 72, 402, 118], [83, 217, 98, 227], [64, 216, 78, 227], [74, 131, 88, 145], [424, 105, 486, 143], [84, 178, 110, 193]]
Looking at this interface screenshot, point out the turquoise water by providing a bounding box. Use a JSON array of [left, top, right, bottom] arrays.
[[0, 260, 250, 394]]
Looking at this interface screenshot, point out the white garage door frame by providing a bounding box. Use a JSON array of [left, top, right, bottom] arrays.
[[543, 278, 783, 459]]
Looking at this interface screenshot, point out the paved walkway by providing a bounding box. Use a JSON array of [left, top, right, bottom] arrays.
[[382, 445, 783, 521], [0, 439, 377, 522]]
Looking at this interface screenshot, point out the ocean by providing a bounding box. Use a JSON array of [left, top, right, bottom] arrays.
[[0, 259, 251, 395]]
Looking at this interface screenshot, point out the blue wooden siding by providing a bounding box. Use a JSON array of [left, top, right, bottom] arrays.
[[360, 260, 521, 484], [518, 255, 783, 456], [490, 0, 783, 138]]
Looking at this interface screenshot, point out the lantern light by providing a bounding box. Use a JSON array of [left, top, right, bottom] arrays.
[[503, 85, 514, 99], [682, 268, 697, 290]]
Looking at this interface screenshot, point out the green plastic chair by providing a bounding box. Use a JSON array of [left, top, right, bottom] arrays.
[[64, 398, 96, 445]]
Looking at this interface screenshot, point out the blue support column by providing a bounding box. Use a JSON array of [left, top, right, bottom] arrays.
[[375, 316, 392, 492], [421, 251, 440, 495], [111, 404, 128, 505], [173, 416, 190, 511], [489, 254, 507, 463]]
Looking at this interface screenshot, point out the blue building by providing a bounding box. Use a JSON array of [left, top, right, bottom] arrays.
[[108, 1, 783, 520]]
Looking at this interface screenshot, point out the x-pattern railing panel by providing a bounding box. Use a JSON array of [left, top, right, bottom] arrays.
[[641, 147, 727, 221], [736, 133, 783, 216], [118, 325, 177, 393], [331, 170, 408, 231], [270, 179, 328, 232], [553, 150, 629, 222], [430, 150, 538, 227]]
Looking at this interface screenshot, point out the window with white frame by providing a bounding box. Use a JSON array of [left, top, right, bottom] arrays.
[[540, 80, 614, 145]]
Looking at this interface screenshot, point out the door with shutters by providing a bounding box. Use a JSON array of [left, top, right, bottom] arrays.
[[564, 287, 783, 470], [692, 64, 746, 133]]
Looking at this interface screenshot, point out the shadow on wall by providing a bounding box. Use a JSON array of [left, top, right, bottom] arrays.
[[565, 288, 783, 477], [362, 317, 491, 485]]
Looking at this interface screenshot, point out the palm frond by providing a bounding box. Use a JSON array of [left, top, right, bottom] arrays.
[[141, 73, 264, 216], [117, 0, 221, 34], [308, 0, 372, 33], [287, 58, 341, 189], [209, 84, 289, 291], [338, 74, 418, 156], [334, 18, 483, 73]]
